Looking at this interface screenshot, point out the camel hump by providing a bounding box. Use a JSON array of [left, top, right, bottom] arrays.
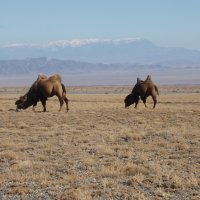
[[137, 77, 141, 84], [48, 74, 62, 83], [37, 73, 48, 81], [28, 74, 47, 93], [144, 75, 155, 84], [145, 75, 151, 82]]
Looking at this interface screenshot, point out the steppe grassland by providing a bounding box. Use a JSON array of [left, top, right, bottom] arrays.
[[0, 86, 199, 200]]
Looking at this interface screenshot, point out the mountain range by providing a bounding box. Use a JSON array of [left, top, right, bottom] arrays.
[[1, 38, 200, 65], [0, 38, 200, 86]]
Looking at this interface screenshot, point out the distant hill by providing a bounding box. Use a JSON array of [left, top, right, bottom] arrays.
[[0, 57, 166, 76], [0, 57, 199, 86], [1, 38, 200, 65], [0, 38, 200, 86]]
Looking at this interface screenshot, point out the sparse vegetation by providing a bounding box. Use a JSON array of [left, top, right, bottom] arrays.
[[0, 86, 199, 199]]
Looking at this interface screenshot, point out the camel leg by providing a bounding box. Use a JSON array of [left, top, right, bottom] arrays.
[[41, 99, 47, 112], [60, 83, 69, 112], [152, 96, 157, 109], [63, 95, 69, 112], [32, 101, 38, 112], [58, 97, 64, 112], [134, 100, 139, 109], [141, 97, 148, 108]]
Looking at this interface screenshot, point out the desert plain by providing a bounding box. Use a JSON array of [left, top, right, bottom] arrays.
[[0, 85, 199, 200]]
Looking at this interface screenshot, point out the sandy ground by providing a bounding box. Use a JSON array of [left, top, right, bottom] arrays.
[[0, 86, 200, 200]]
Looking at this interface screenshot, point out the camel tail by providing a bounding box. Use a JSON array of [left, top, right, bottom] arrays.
[[61, 83, 66, 95], [155, 85, 159, 96]]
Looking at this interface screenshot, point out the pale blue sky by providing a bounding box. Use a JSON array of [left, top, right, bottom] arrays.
[[0, 0, 200, 49]]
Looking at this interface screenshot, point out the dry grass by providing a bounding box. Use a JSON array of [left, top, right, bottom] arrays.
[[0, 86, 200, 200]]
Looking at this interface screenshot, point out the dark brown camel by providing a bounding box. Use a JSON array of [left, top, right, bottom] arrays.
[[124, 75, 159, 109], [15, 74, 69, 112]]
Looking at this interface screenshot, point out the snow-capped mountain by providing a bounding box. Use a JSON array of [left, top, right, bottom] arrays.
[[0, 38, 200, 86], [1, 38, 200, 65]]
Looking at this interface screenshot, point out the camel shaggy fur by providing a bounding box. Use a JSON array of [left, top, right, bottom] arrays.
[[15, 74, 69, 112], [124, 75, 159, 109]]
